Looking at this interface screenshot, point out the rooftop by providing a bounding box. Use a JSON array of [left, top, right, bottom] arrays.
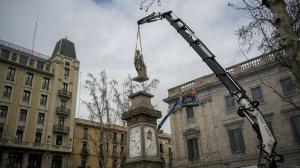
[[0, 38, 50, 60], [164, 50, 285, 102]]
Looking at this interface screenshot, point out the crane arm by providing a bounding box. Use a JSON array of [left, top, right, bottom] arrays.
[[157, 98, 181, 131], [138, 11, 283, 167]]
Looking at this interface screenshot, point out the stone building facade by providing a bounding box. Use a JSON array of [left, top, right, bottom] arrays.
[[73, 118, 127, 168], [0, 38, 80, 167], [164, 51, 300, 167], [73, 118, 172, 168]]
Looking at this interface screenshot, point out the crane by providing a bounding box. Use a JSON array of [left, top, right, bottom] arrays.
[[137, 11, 283, 167]]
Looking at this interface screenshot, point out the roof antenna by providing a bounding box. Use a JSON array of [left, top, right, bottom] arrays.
[[32, 13, 39, 55]]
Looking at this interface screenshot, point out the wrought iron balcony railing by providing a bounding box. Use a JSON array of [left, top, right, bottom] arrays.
[[53, 125, 70, 134], [56, 107, 70, 116], [58, 89, 72, 98]]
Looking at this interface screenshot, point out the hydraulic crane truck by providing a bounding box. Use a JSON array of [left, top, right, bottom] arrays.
[[137, 11, 283, 167]]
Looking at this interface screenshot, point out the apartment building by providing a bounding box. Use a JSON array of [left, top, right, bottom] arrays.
[[73, 118, 173, 168], [164, 51, 300, 167], [0, 38, 80, 168]]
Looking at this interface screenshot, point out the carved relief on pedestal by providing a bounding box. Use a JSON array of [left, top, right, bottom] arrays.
[[129, 126, 142, 158], [144, 126, 157, 156]]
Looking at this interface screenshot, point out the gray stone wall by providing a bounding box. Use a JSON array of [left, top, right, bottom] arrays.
[[167, 60, 300, 168]]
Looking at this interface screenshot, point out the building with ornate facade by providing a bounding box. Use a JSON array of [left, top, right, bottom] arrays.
[[164, 51, 300, 167], [73, 118, 172, 168], [0, 38, 80, 167]]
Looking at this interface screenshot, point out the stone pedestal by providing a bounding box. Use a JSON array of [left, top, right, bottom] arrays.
[[122, 91, 163, 168]]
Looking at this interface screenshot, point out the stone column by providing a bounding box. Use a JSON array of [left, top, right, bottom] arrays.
[[122, 91, 163, 168], [42, 152, 52, 168], [62, 154, 72, 168], [21, 153, 29, 168], [0, 152, 8, 168]]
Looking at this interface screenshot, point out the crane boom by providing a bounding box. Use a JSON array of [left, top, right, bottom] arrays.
[[138, 11, 283, 167]]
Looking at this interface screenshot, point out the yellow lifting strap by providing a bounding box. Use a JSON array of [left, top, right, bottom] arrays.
[[135, 25, 143, 55]]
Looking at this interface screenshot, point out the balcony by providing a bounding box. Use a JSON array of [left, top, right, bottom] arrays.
[[25, 81, 32, 86], [112, 152, 119, 158], [53, 125, 70, 134], [81, 148, 89, 156], [56, 107, 70, 116], [58, 89, 72, 98], [0, 139, 72, 152], [6, 76, 14, 81]]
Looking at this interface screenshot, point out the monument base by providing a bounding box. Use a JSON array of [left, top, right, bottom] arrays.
[[133, 75, 149, 83]]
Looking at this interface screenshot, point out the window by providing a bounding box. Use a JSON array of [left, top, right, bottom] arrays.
[[112, 159, 117, 168], [186, 107, 194, 121], [59, 117, 64, 127], [42, 77, 50, 90], [251, 86, 264, 102], [0, 127, 3, 138], [56, 135, 63, 145], [225, 95, 236, 111], [60, 99, 66, 108], [37, 113, 45, 124], [228, 128, 245, 154], [62, 83, 68, 91], [3, 86, 12, 98], [19, 55, 28, 65], [11, 54, 17, 61], [6, 67, 16, 81], [121, 133, 125, 144], [81, 157, 87, 167], [82, 142, 88, 152], [121, 147, 125, 156], [65, 62, 70, 66], [187, 138, 199, 161], [15, 130, 23, 141], [35, 132, 42, 143], [25, 72, 34, 86], [290, 115, 300, 143], [100, 144, 104, 157], [64, 68, 69, 77], [1, 49, 10, 59], [19, 109, 27, 121], [45, 64, 50, 71], [280, 77, 296, 96], [169, 147, 172, 159], [0, 106, 8, 118], [112, 145, 117, 154], [83, 128, 88, 139], [29, 59, 34, 66], [160, 143, 164, 153], [22, 90, 30, 102], [36, 60, 44, 70], [40, 95, 47, 106], [112, 132, 117, 143]]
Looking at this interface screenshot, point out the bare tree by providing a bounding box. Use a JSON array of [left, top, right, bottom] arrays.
[[83, 71, 160, 168], [229, 0, 300, 82], [228, 0, 300, 110], [83, 71, 116, 168], [136, 0, 170, 11]]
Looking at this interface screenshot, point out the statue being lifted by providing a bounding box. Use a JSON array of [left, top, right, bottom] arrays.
[[133, 49, 149, 82]]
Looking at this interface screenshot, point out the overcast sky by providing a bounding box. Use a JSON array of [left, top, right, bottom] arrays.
[[0, 0, 257, 133]]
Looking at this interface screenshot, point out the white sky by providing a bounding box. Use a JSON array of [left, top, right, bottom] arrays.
[[0, 0, 258, 133]]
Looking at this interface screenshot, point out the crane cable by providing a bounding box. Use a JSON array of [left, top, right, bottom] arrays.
[[135, 25, 143, 55]]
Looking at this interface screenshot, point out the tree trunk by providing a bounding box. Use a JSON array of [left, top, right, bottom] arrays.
[[265, 0, 300, 83]]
